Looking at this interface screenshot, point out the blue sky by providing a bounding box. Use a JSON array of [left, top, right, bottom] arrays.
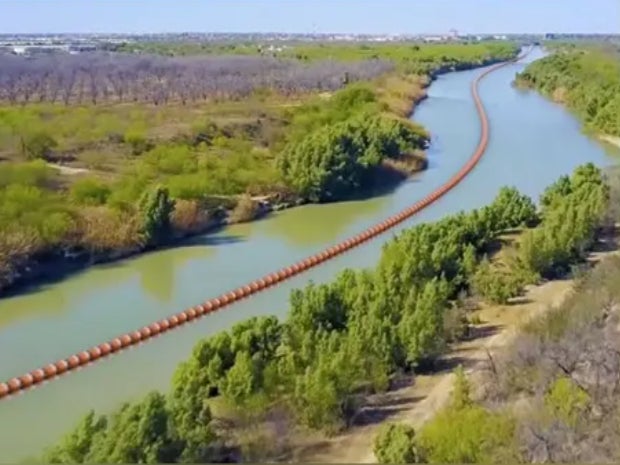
[[1, 0, 618, 35]]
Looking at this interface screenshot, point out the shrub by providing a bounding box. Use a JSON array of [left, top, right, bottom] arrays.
[[229, 195, 260, 223], [20, 132, 58, 160], [69, 178, 111, 206], [170, 199, 211, 235], [374, 423, 421, 464], [123, 130, 153, 156]]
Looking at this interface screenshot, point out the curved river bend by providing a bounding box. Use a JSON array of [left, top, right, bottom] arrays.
[[0, 52, 522, 399], [0, 47, 618, 461]]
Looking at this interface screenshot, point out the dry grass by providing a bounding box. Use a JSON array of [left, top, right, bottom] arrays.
[[228, 195, 261, 223], [374, 74, 429, 117]]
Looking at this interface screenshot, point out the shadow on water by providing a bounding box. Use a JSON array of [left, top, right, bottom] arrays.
[[0, 153, 428, 303], [0, 234, 246, 302], [181, 233, 245, 247]]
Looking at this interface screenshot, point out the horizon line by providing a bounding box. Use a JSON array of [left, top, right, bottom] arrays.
[[3, 30, 620, 36]]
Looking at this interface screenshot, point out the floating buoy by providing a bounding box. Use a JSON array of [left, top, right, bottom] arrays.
[[0, 50, 531, 401]]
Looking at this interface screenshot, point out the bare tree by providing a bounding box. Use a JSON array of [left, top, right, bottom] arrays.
[[0, 52, 394, 106]]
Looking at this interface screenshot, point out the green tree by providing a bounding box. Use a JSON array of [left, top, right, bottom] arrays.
[[221, 351, 261, 403], [398, 278, 450, 365], [20, 132, 58, 160], [44, 411, 107, 463], [374, 423, 421, 464], [471, 258, 524, 304], [138, 185, 175, 246], [544, 376, 590, 428], [451, 365, 473, 410], [43, 392, 204, 463]]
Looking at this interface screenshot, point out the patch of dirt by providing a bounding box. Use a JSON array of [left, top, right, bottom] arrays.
[[599, 134, 620, 149], [47, 163, 90, 175]]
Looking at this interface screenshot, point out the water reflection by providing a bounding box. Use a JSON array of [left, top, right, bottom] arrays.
[[0, 240, 219, 327], [260, 193, 391, 247]]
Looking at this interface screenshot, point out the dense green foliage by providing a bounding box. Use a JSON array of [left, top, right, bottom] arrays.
[[46, 163, 606, 463], [138, 186, 176, 247], [370, 164, 613, 463], [374, 423, 421, 463], [275, 83, 427, 201], [515, 47, 620, 136], [278, 112, 427, 201], [516, 163, 609, 279], [382, 255, 620, 464], [44, 391, 218, 463]]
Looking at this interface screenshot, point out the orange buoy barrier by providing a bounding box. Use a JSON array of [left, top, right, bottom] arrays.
[[0, 49, 531, 401]]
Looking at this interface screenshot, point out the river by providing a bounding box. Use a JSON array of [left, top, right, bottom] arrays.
[[0, 47, 618, 461]]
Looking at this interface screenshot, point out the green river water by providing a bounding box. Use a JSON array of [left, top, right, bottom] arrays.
[[0, 47, 619, 461]]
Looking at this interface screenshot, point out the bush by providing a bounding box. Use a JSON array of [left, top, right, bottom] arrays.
[[69, 178, 111, 206], [470, 258, 525, 304], [123, 130, 153, 156], [374, 423, 421, 464], [277, 114, 427, 202], [544, 376, 590, 428], [20, 131, 58, 160], [78, 206, 143, 253], [417, 368, 517, 463], [170, 199, 211, 235], [229, 195, 260, 223]]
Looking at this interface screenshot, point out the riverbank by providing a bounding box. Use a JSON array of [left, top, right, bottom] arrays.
[[514, 45, 620, 155], [32, 150, 611, 463], [6, 46, 620, 464], [0, 56, 508, 298], [600, 134, 620, 149], [0, 54, 525, 409], [293, 227, 619, 463]]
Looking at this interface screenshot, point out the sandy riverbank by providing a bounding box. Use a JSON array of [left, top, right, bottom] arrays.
[[599, 134, 620, 149]]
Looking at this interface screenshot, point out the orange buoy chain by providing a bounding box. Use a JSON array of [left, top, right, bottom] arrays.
[[0, 49, 530, 401]]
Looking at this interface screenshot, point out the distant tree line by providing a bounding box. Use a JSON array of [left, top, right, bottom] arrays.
[[515, 46, 620, 137]]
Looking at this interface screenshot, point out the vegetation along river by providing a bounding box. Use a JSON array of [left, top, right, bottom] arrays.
[[0, 46, 618, 461]]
